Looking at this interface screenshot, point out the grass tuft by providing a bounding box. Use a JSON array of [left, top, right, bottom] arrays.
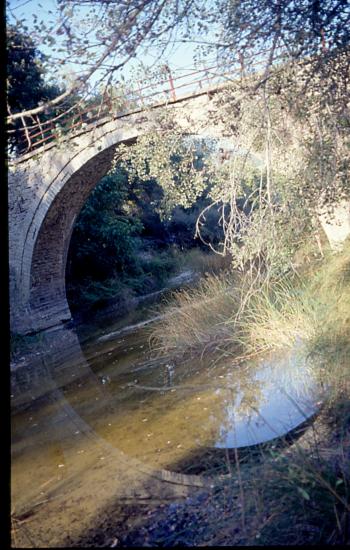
[[150, 272, 241, 356]]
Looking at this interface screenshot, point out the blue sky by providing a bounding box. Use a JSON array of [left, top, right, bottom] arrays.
[[7, 0, 222, 92]]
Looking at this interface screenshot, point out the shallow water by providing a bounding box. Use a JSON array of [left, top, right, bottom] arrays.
[[11, 306, 323, 546]]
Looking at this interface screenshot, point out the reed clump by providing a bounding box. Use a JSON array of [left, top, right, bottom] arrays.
[[150, 272, 242, 356], [152, 241, 350, 366]]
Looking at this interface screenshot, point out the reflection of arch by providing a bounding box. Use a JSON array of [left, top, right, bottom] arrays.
[[11, 326, 210, 546]]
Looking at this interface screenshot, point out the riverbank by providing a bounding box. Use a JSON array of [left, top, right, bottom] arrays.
[[74, 241, 350, 546], [67, 393, 348, 547], [11, 323, 336, 547], [144, 239, 350, 545]]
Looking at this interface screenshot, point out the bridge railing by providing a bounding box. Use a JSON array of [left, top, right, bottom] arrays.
[[8, 47, 286, 156]]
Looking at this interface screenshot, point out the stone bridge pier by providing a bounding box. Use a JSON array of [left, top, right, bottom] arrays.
[[8, 94, 222, 335]]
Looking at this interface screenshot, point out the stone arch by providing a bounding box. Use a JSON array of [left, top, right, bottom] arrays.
[[29, 145, 119, 331], [9, 93, 225, 334], [10, 118, 141, 334]]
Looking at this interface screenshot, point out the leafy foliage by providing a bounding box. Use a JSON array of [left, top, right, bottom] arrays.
[[7, 23, 63, 152], [66, 163, 220, 312], [117, 129, 212, 215], [7, 23, 59, 113], [116, 46, 349, 280], [6, 23, 83, 155], [67, 168, 144, 284]]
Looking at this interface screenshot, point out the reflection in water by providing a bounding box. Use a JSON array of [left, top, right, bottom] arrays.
[[215, 355, 318, 448], [11, 315, 323, 546], [11, 327, 207, 547]]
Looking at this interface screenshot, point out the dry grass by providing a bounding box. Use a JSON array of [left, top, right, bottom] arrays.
[[151, 272, 242, 356], [237, 278, 319, 352], [152, 241, 350, 364]]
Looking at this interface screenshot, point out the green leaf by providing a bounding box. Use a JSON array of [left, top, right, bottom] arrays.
[[297, 487, 310, 501], [336, 479, 344, 487]]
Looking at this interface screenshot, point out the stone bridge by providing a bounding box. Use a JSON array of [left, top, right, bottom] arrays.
[[9, 79, 350, 335], [9, 89, 226, 335]]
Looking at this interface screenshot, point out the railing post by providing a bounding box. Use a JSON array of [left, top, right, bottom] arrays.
[[21, 115, 32, 152], [35, 114, 44, 143], [164, 65, 176, 101]]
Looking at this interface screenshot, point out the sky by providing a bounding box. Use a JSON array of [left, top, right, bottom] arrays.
[[7, 0, 222, 94]]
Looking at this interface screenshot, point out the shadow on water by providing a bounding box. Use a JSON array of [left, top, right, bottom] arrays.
[[11, 317, 325, 547], [166, 411, 320, 476]]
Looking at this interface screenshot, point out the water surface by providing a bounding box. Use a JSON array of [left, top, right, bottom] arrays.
[[11, 306, 323, 546]]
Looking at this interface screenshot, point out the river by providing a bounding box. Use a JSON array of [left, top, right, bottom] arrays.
[[11, 286, 323, 546]]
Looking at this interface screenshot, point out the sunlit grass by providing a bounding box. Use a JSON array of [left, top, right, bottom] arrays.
[[237, 279, 320, 352], [150, 272, 242, 356], [152, 240, 350, 360]]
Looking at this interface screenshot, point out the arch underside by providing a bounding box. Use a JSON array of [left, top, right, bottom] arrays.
[[28, 144, 118, 332]]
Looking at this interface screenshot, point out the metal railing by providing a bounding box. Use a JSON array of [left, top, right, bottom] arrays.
[[8, 47, 285, 156]]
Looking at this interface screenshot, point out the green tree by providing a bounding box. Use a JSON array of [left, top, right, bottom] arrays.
[[7, 23, 65, 152], [67, 168, 144, 284]]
